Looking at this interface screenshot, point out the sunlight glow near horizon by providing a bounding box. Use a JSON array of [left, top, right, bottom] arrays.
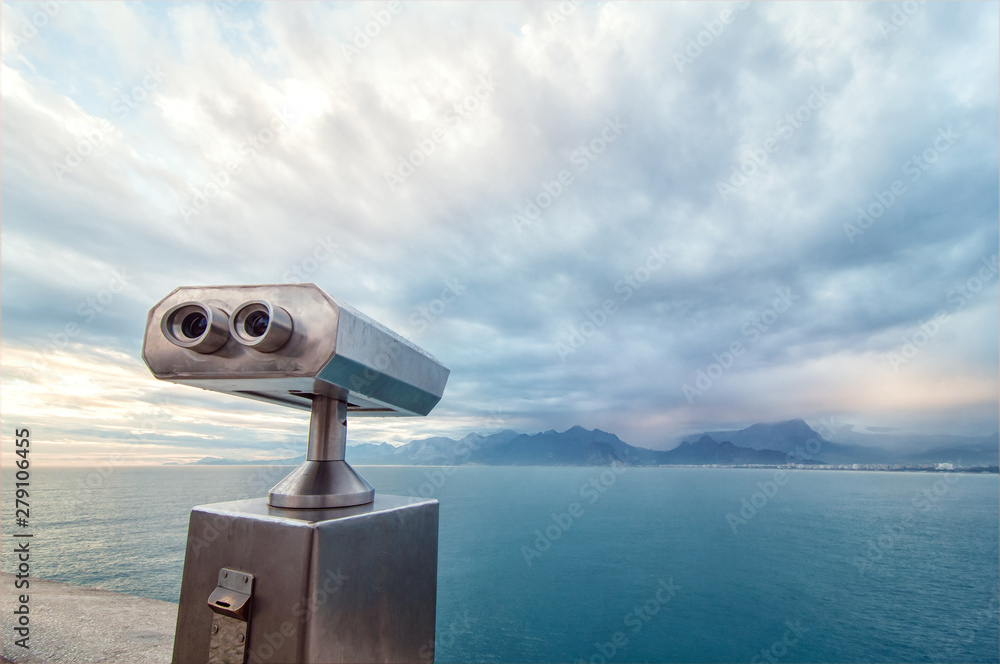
[[1, 1, 997, 464]]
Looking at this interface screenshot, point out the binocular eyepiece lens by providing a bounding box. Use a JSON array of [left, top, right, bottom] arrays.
[[230, 301, 292, 352], [244, 311, 270, 338], [181, 312, 209, 339], [161, 303, 229, 354], [160, 300, 292, 354]]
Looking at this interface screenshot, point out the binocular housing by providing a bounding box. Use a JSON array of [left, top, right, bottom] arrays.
[[143, 284, 447, 662], [142, 283, 449, 416]]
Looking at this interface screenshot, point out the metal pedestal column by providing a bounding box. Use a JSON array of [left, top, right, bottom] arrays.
[[170, 496, 439, 664], [170, 396, 439, 664], [268, 397, 375, 510]]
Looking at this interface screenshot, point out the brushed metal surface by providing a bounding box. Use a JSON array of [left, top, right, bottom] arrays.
[[267, 460, 375, 509], [142, 284, 449, 416], [172, 496, 439, 664], [306, 396, 348, 461], [267, 396, 374, 508], [143, 284, 450, 506]]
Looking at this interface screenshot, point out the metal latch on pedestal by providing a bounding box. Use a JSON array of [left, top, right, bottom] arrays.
[[207, 568, 255, 664]]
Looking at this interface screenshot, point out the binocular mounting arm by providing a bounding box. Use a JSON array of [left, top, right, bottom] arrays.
[[267, 395, 375, 509]]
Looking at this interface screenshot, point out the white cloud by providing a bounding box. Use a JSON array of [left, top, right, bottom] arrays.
[[2, 1, 997, 462]]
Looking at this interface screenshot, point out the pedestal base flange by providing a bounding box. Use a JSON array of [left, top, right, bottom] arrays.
[[268, 460, 374, 509]]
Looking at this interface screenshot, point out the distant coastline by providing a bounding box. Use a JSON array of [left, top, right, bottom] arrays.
[[169, 418, 999, 473], [167, 460, 1000, 474]]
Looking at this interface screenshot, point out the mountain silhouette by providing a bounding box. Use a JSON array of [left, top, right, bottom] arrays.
[[178, 420, 996, 467]]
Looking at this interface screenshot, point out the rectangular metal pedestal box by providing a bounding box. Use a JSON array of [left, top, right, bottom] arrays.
[[172, 495, 439, 664]]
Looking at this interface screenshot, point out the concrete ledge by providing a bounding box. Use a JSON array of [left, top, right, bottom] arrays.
[[1, 573, 176, 664]]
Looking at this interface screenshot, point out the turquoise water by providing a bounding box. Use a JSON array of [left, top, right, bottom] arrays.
[[2, 465, 997, 662]]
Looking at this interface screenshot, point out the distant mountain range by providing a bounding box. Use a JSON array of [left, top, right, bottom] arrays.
[[342, 426, 823, 467], [176, 418, 999, 468], [686, 419, 999, 466]]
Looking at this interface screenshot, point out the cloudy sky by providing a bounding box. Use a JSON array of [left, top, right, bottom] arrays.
[[2, 1, 997, 465]]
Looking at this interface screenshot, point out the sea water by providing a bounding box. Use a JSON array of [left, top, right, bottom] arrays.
[[2, 465, 997, 663]]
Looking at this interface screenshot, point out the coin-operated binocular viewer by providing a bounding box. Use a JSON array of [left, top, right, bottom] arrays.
[[142, 284, 449, 664]]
